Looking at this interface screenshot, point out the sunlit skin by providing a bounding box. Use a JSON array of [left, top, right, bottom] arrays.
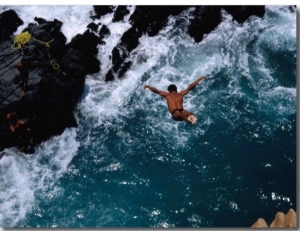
[[143, 76, 206, 123], [6, 111, 25, 133]]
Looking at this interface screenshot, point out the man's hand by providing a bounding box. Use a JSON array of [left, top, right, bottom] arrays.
[[179, 76, 206, 96], [143, 85, 168, 97], [198, 76, 206, 81]]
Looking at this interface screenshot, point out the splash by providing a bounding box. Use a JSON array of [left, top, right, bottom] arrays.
[[0, 5, 94, 43], [0, 128, 78, 227], [0, 5, 296, 227]]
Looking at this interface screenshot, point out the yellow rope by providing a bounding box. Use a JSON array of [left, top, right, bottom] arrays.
[[11, 31, 31, 49], [32, 37, 60, 70], [12, 32, 66, 75]]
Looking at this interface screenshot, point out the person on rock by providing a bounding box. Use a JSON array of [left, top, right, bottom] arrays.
[[6, 111, 35, 153], [6, 111, 30, 139], [17, 58, 30, 94], [143, 76, 206, 124]]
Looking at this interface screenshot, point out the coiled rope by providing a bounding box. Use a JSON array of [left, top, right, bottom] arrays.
[[11, 31, 65, 74], [11, 31, 31, 50]]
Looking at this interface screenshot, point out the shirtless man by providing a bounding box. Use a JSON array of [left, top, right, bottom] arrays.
[[6, 111, 25, 134], [143, 76, 206, 124]]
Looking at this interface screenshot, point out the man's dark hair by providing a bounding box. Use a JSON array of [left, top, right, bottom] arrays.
[[168, 84, 177, 92]]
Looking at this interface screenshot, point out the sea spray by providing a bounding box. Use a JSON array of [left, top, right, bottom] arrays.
[[0, 5, 296, 227], [0, 128, 78, 227]]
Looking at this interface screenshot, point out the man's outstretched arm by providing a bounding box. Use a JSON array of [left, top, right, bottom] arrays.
[[143, 85, 168, 97], [180, 76, 206, 96]]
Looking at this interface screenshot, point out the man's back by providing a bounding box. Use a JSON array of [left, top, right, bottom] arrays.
[[143, 76, 206, 124], [165, 92, 184, 113]]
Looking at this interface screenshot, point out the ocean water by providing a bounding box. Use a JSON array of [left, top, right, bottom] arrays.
[[0, 5, 296, 228]]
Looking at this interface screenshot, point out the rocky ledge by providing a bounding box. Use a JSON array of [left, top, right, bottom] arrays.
[[0, 9, 100, 154], [0, 6, 265, 154], [251, 208, 297, 228], [95, 6, 265, 81]]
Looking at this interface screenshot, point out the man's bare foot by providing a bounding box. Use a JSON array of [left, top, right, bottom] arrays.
[[188, 115, 197, 124]]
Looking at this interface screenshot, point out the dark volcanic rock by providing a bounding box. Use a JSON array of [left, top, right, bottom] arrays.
[[223, 6, 265, 24], [98, 25, 110, 44], [129, 6, 187, 37], [67, 30, 100, 70], [99, 24, 110, 37], [188, 6, 222, 43], [105, 6, 187, 80], [0, 11, 100, 154], [188, 6, 265, 43], [87, 22, 99, 32], [113, 6, 130, 22], [104, 5, 266, 80], [0, 6, 267, 153], [120, 26, 142, 52], [92, 6, 115, 19], [0, 9, 23, 42]]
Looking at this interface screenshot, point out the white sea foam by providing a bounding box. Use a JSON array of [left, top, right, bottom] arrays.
[[79, 8, 211, 149], [258, 86, 296, 116], [0, 7, 85, 226], [80, 5, 296, 150], [95, 6, 135, 76], [0, 128, 78, 227], [259, 6, 296, 52], [0, 5, 296, 227], [0, 5, 94, 43]]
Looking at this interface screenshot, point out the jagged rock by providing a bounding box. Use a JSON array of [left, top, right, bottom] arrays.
[[269, 209, 297, 228], [251, 218, 268, 228], [68, 30, 98, 56], [113, 6, 130, 22], [284, 209, 296, 228], [129, 6, 187, 37], [104, 26, 141, 80], [0, 6, 268, 153], [105, 5, 266, 80], [188, 6, 265, 43], [105, 69, 115, 82], [67, 30, 100, 74], [87, 22, 99, 32], [98, 24, 110, 44], [105, 43, 132, 82], [251, 209, 297, 228], [188, 6, 222, 43], [0, 9, 23, 42], [120, 26, 141, 52], [270, 212, 285, 228], [0, 10, 100, 154], [223, 6, 265, 24], [111, 45, 127, 73], [99, 24, 110, 38], [99, 25, 110, 44], [92, 6, 115, 19], [105, 6, 187, 80]]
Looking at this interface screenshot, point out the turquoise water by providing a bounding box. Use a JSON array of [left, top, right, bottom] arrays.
[[0, 6, 296, 227]]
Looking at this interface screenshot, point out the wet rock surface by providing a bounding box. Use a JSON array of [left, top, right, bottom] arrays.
[[0, 6, 265, 154], [0, 10, 100, 153]]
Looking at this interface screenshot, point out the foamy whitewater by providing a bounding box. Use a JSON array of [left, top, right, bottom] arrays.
[[0, 6, 296, 227]]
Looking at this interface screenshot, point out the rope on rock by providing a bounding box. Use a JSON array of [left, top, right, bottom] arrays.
[[32, 37, 61, 71], [11, 32, 66, 75], [11, 31, 31, 50]]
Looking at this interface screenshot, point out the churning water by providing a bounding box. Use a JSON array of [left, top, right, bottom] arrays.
[[0, 5, 296, 227]]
